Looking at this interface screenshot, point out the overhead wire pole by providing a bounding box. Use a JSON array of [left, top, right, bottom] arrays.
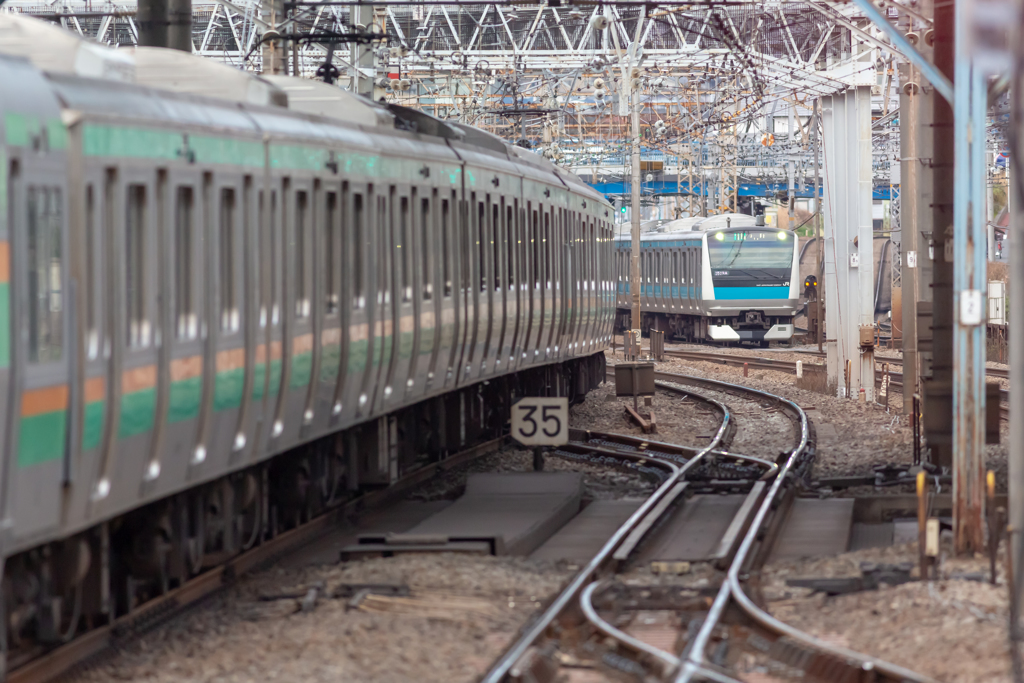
[[812, 98, 822, 353], [625, 11, 644, 335]]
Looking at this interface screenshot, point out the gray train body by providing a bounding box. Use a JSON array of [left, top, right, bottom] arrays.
[[613, 214, 800, 345], [0, 16, 613, 656]]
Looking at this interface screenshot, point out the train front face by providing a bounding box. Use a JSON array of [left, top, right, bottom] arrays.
[[701, 227, 799, 343]]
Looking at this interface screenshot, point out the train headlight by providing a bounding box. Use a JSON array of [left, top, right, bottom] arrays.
[[714, 232, 724, 241], [777, 232, 788, 240]]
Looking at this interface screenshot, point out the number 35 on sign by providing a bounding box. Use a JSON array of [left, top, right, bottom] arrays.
[[511, 397, 569, 447]]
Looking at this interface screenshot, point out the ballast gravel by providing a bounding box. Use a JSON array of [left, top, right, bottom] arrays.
[[72, 554, 574, 683], [69, 436, 657, 683], [760, 541, 1013, 683]]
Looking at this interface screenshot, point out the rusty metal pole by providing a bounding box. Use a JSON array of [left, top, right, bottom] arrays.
[[951, 0, 988, 554]]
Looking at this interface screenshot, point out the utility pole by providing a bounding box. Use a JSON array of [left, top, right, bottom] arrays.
[[261, 0, 286, 75], [629, 66, 642, 335], [899, 60, 921, 413], [352, 3, 375, 97], [812, 98, 822, 352], [137, 0, 191, 51], [1011, 5, 1024, 637]]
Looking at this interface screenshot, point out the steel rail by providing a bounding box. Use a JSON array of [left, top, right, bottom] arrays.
[[481, 383, 735, 683], [10, 436, 508, 683], [648, 370, 934, 683], [664, 348, 1010, 419]]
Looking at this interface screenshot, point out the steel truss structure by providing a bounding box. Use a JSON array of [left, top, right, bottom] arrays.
[[5, 0, 905, 216]]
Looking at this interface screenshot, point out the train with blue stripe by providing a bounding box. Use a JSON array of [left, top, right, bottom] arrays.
[[613, 213, 800, 346]]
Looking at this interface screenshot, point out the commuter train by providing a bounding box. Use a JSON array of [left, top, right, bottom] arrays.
[[0, 15, 613, 661], [613, 213, 800, 346]]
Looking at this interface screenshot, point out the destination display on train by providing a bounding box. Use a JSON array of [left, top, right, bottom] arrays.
[[727, 231, 780, 241]]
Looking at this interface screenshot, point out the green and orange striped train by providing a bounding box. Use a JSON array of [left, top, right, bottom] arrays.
[[0, 15, 613, 662]]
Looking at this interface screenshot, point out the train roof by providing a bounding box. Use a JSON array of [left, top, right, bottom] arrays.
[[0, 15, 608, 207], [613, 213, 791, 243]]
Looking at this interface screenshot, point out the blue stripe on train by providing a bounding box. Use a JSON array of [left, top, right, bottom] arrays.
[[714, 286, 791, 300]]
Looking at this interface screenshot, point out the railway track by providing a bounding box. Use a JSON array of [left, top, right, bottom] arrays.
[[666, 348, 1010, 420], [484, 368, 933, 683], [8, 437, 508, 683]]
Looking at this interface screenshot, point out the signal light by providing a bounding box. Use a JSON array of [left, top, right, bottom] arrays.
[[621, 206, 627, 214]]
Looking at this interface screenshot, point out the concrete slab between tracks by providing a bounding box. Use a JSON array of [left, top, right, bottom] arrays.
[[281, 501, 454, 567], [342, 472, 585, 558], [636, 494, 749, 563], [770, 498, 855, 561], [530, 499, 645, 562]]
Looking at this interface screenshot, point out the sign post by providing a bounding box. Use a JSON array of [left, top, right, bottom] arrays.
[[511, 397, 569, 471]]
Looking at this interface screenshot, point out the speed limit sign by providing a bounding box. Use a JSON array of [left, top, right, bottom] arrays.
[[511, 397, 569, 447]]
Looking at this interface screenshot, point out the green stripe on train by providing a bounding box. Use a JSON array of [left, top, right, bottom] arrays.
[[18, 411, 66, 467], [290, 352, 312, 389], [82, 401, 103, 451], [168, 376, 202, 423], [0, 282, 10, 368], [214, 368, 244, 411], [119, 388, 156, 438]]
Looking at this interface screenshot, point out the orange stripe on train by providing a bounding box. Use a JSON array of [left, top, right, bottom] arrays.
[[84, 376, 105, 403], [0, 242, 9, 283], [170, 356, 203, 381], [21, 385, 69, 417], [216, 348, 246, 372], [121, 365, 157, 394]]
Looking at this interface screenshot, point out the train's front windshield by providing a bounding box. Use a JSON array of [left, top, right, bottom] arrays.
[[708, 231, 794, 271]]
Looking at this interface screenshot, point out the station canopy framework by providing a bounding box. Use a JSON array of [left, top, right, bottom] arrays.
[[3, 0, 928, 211]]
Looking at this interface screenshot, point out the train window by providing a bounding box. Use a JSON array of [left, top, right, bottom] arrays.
[[125, 184, 147, 348], [352, 192, 364, 307], [399, 195, 411, 302], [421, 196, 432, 300], [325, 191, 339, 314], [26, 186, 63, 363], [219, 188, 238, 332], [295, 190, 310, 318], [441, 198, 451, 297], [175, 187, 195, 339], [85, 184, 98, 359]]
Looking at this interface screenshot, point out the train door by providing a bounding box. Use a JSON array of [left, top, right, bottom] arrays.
[[489, 197, 505, 376], [5, 144, 71, 538], [253, 181, 284, 454], [505, 200, 521, 371], [301, 179, 342, 434], [407, 185, 435, 400], [340, 183, 370, 424], [478, 195, 496, 376], [156, 170, 204, 487], [500, 199, 516, 371], [369, 188, 395, 413], [436, 191, 459, 390], [383, 184, 415, 409], [88, 170, 159, 515], [195, 175, 247, 472]]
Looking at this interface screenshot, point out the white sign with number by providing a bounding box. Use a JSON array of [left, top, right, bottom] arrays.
[[511, 397, 569, 447]]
